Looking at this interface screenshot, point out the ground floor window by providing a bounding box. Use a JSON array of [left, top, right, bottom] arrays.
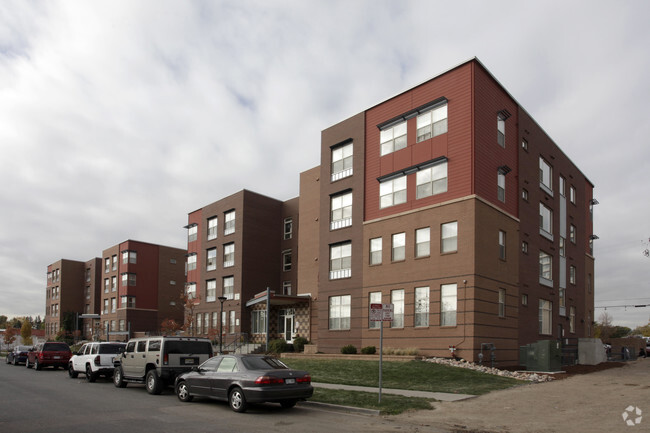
[[391, 289, 404, 328], [539, 299, 552, 335], [329, 295, 351, 330], [414, 287, 429, 327], [441, 283, 457, 326], [368, 292, 381, 329], [251, 310, 266, 334]]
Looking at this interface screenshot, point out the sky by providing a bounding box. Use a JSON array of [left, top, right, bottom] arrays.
[[1, 0, 649, 329]]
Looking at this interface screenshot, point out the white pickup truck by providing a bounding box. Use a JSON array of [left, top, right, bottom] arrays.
[[68, 342, 126, 382]]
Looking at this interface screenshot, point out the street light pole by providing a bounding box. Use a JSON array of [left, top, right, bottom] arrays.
[[218, 296, 227, 354]]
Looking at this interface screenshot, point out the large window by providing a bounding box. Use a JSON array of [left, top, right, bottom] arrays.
[[539, 299, 552, 335], [539, 203, 553, 238], [330, 191, 353, 230], [223, 243, 235, 267], [539, 251, 553, 285], [379, 176, 407, 208], [391, 289, 404, 328], [329, 295, 351, 330], [122, 250, 137, 264], [392, 232, 406, 262], [188, 224, 198, 242], [441, 221, 458, 253], [330, 242, 352, 279], [415, 227, 430, 258], [331, 141, 353, 181], [369, 292, 381, 329], [251, 310, 266, 334], [369, 237, 382, 265], [207, 217, 218, 240], [380, 121, 407, 156], [121, 273, 136, 287], [416, 162, 447, 199], [224, 210, 235, 235], [206, 279, 216, 302], [415, 287, 429, 327], [441, 283, 457, 326], [416, 103, 448, 142], [187, 254, 197, 271], [223, 276, 234, 300], [186, 282, 196, 300], [206, 248, 217, 271], [539, 157, 553, 193]]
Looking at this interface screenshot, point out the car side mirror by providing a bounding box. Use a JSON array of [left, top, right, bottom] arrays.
[[191, 366, 199, 372]]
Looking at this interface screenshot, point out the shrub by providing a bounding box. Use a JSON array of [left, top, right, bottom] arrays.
[[292, 336, 309, 352], [268, 338, 289, 354], [340, 344, 357, 354], [361, 345, 376, 355]]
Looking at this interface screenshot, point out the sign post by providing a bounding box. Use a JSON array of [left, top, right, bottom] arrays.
[[370, 303, 393, 403]]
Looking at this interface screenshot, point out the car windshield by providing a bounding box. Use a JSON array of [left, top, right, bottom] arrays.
[[43, 343, 70, 351], [242, 356, 288, 370], [98, 344, 125, 354]]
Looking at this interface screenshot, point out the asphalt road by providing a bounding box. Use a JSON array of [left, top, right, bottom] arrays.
[[0, 361, 447, 433]]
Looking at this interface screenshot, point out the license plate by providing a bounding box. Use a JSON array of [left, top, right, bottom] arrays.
[[285, 378, 295, 384], [53, 356, 61, 359], [183, 358, 196, 365]]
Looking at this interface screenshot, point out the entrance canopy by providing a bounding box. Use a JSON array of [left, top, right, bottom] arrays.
[[245, 290, 310, 307]]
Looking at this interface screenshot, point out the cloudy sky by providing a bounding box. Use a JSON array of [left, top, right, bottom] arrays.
[[1, 0, 649, 329]]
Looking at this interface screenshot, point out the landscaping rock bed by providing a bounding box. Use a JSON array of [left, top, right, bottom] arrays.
[[424, 357, 555, 382]]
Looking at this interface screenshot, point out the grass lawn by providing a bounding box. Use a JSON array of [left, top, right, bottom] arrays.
[[311, 388, 435, 415]]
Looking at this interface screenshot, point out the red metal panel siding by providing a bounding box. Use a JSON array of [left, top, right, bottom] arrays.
[[120, 241, 160, 310]]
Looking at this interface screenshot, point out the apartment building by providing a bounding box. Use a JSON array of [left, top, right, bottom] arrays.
[[45, 259, 87, 339]]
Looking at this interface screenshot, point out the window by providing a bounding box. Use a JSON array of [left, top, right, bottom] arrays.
[[570, 265, 576, 285], [522, 188, 529, 201], [369, 292, 381, 329], [522, 294, 528, 306], [539, 157, 553, 193], [330, 191, 352, 229], [569, 306, 576, 333], [212, 312, 218, 329], [441, 221, 458, 253], [539, 251, 553, 285], [559, 288, 566, 316], [329, 295, 351, 330], [223, 276, 234, 300], [122, 250, 136, 264], [186, 282, 196, 300], [196, 314, 202, 335], [380, 121, 407, 156], [121, 273, 136, 287], [379, 175, 407, 208], [569, 186, 576, 204], [416, 103, 448, 142], [499, 230, 506, 260], [120, 295, 135, 308], [111, 276, 117, 291], [206, 248, 217, 271], [570, 224, 577, 244], [282, 250, 292, 271], [330, 242, 352, 279], [207, 217, 218, 240], [112, 255, 118, 270], [560, 237, 566, 257], [188, 224, 198, 242], [104, 278, 109, 293], [415, 287, 429, 327], [224, 210, 235, 235], [497, 171, 506, 202], [522, 241, 529, 253], [416, 161, 448, 199], [498, 289, 506, 317], [282, 281, 292, 295], [251, 310, 266, 334], [497, 115, 506, 147], [111, 298, 116, 313], [206, 279, 216, 302], [522, 138, 528, 151], [559, 176, 566, 197], [539, 203, 553, 239], [284, 218, 293, 240], [229, 311, 236, 334], [103, 299, 108, 315], [391, 289, 404, 328], [392, 232, 406, 262], [331, 141, 353, 181], [441, 283, 457, 326], [415, 227, 430, 258], [539, 299, 552, 335], [223, 243, 235, 267], [369, 237, 382, 265], [187, 254, 197, 271]]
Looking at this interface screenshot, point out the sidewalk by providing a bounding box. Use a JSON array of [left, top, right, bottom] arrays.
[[312, 381, 475, 402]]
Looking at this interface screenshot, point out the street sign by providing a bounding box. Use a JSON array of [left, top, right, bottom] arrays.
[[370, 303, 393, 321]]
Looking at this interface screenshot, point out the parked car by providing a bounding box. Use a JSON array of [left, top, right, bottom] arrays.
[[174, 354, 313, 412], [6, 345, 32, 365], [69, 342, 126, 382], [113, 336, 213, 394], [26, 342, 72, 370]]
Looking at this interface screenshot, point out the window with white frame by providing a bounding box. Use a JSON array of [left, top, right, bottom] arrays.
[[392, 232, 406, 262], [121, 273, 136, 287], [415, 227, 430, 258], [539, 203, 553, 239], [329, 295, 351, 330], [497, 171, 506, 202], [379, 175, 407, 208], [111, 297, 116, 313], [416, 161, 447, 199], [441, 221, 458, 253], [415, 287, 429, 327], [522, 188, 529, 201], [416, 103, 448, 142], [206, 279, 216, 302], [570, 224, 576, 244], [112, 255, 118, 270], [539, 157, 553, 193], [196, 314, 202, 335], [330, 191, 352, 229], [223, 243, 235, 267], [229, 311, 236, 334], [251, 310, 266, 334], [186, 282, 196, 300], [212, 312, 218, 329], [329, 242, 352, 279], [282, 281, 292, 295], [522, 138, 528, 151], [570, 265, 576, 285], [497, 114, 506, 147], [441, 283, 457, 326], [539, 299, 552, 334], [122, 250, 137, 264], [369, 237, 382, 265], [499, 230, 506, 260], [206, 248, 217, 271], [111, 276, 117, 291], [559, 288, 566, 316], [223, 276, 234, 300], [282, 250, 292, 271], [331, 141, 353, 181], [207, 217, 218, 240], [539, 250, 553, 284], [369, 291, 381, 329], [188, 224, 198, 242], [498, 288, 506, 317], [380, 121, 407, 156], [103, 299, 108, 315], [570, 185, 576, 204], [284, 218, 293, 240], [224, 210, 235, 235], [104, 278, 109, 293], [391, 289, 404, 328]]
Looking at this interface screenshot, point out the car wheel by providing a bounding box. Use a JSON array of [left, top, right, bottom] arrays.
[[176, 381, 193, 402], [13, 358, 18, 366], [25, 358, 31, 368], [85, 365, 97, 383], [68, 364, 79, 378], [113, 367, 127, 388], [146, 370, 163, 395], [229, 387, 247, 413], [280, 399, 298, 409], [35, 359, 42, 371]]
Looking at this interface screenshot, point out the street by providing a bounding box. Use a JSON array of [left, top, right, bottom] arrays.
[[0, 362, 445, 433]]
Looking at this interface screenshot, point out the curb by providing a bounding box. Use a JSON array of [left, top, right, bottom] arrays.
[[298, 400, 381, 416]]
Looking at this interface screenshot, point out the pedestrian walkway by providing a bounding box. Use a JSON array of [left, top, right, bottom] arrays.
[[312, 382, 474, 402]]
